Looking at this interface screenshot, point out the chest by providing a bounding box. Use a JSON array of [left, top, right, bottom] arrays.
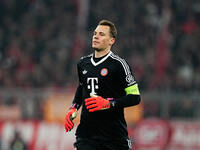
[[80, 62, 116, 84], [79, 59, 125, 97]]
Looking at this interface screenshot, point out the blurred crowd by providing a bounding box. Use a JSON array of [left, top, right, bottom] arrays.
[[0, 0, 199, 92], [0, 0, 77, 88]]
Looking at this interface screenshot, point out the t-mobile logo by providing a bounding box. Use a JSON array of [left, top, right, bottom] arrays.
[[87, 77, 98, 95]]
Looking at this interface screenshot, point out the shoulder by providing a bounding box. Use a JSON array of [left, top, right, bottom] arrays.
[[109, 52, 131, 75], [110, 51, 128, 63], [77, 53, 93, 65], [80, 53, 93, 60]]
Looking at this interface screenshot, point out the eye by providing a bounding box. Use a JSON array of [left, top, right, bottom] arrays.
[[93, 31, 97, 35], [99, 32, 105, 36]]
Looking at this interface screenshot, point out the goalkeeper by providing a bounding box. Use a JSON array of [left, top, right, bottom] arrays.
[[65, 20, 141, 150]]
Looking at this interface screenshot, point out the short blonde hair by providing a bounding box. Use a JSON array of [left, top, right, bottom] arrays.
[[98, 20, 117, 38]]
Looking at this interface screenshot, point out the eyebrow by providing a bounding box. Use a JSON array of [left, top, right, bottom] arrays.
[[93, 31, 106, 35]]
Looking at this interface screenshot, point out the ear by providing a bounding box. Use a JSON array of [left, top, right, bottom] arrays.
[[109, 38, 115, 46]]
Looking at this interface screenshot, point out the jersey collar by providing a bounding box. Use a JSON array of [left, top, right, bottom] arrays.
[[91, 51, 112, 66]]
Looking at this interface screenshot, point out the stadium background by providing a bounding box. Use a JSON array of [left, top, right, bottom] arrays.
[[0, 0, 200, 150]]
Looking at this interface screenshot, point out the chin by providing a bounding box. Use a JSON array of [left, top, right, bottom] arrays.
[[92, 46, 102, 52]]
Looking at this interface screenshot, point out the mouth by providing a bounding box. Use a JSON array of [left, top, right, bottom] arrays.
[[93, 41, 99, 45]]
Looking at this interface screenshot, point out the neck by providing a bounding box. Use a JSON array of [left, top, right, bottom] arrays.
[[94, 47, 111, 58]]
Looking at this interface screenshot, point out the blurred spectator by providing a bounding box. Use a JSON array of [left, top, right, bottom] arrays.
[[9, 131, 27, 150], [170, 98, 196, 118], [143, 100, 161, 117]]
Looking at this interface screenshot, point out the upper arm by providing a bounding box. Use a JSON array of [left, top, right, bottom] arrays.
[[116, 60, 140, 95], [77, 62, 83, 85]]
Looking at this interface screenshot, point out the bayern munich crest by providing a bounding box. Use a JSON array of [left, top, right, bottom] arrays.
[[100, 68, 108, 76]]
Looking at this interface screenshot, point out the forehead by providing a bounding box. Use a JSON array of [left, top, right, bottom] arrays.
[[94, 25, 110, 34]]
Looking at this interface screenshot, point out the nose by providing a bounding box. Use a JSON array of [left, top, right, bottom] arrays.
[[93, 34, 99, 39], [93, 36, 98, 39]]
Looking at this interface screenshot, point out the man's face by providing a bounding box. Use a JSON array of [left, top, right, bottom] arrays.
[[92, 25, 115, 51]]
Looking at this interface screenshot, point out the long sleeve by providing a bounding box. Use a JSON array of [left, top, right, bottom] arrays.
[[114, 94, 140, 108], [111, 58, 141, 108], [71, 84, 83, 110], [70, 62, 83, 110]]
